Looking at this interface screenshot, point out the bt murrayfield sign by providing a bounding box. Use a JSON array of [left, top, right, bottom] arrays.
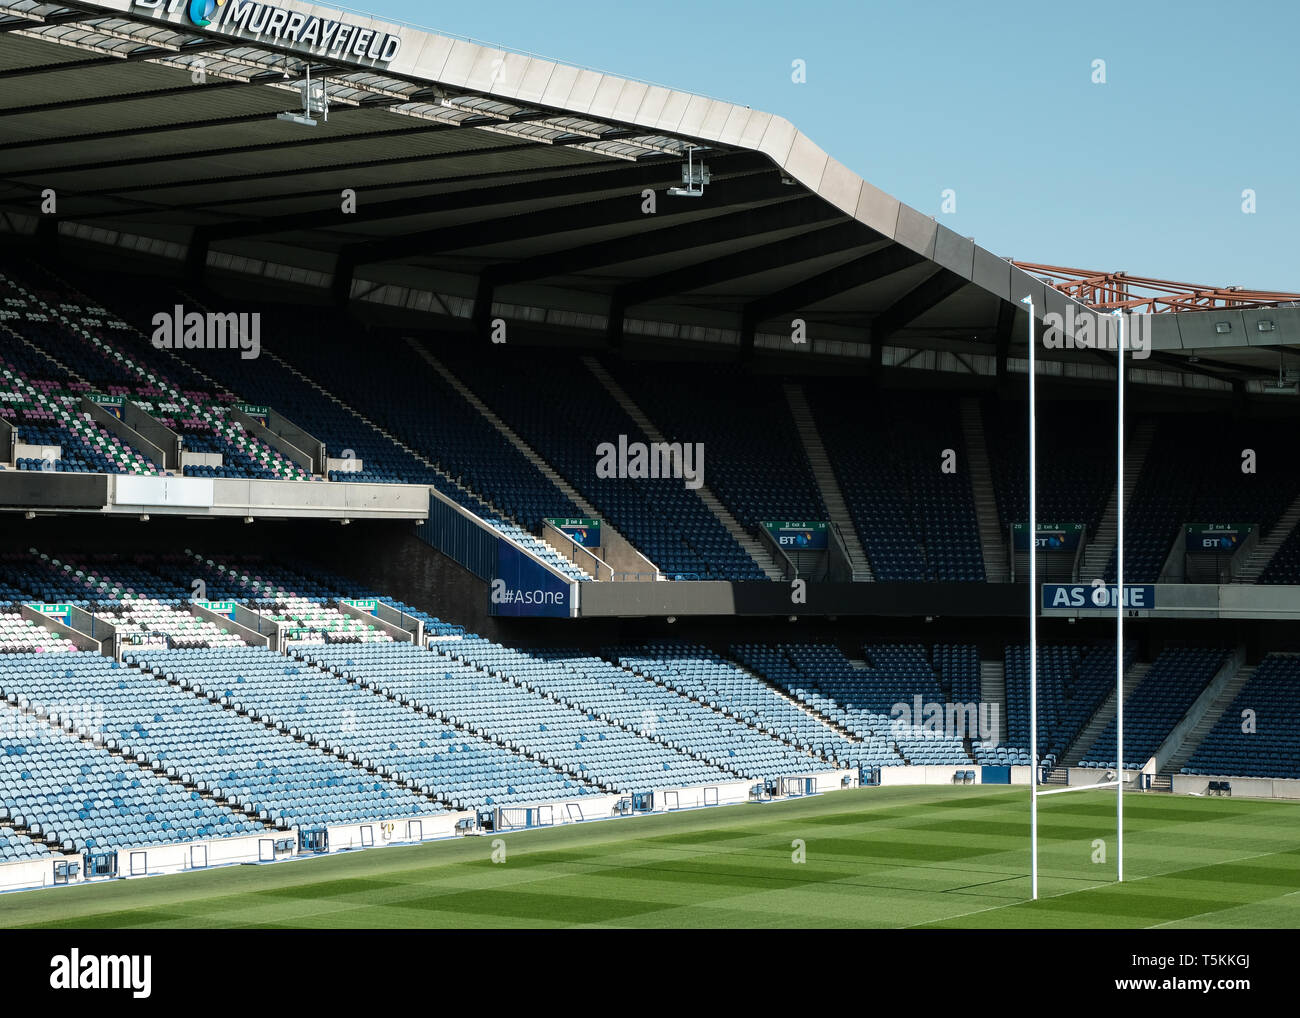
[[131, 0, 402, 63]]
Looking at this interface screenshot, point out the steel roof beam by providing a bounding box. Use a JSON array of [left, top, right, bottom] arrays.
[[743, 242, 928, 327], [5, 118, 496, 179], [0, 77, 266, 119], [194, 152, 763, 243], [336, 159, 781, 267], [734, 242, 929, 356], [58, 147, 549, 221], [485, 195, 834, 288], [614, 220, 873, 310], [869, 267, 970, 345]]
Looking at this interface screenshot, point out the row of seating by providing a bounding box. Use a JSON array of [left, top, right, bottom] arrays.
[[1184, 655, 1300, 778], [14, 256, 1300, 586], [808, 386, 985, 581], [1002, 642, 1132, 768], [1079, 646, 1228, 769], [1106, 416, 1299, 582]]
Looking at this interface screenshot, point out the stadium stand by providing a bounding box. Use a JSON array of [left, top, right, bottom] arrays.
[[528, 647, 836, 778], [0, 523, 1295, 884], [605, 361, 829, 532], [805, 383, 985, 581], [439, 348, 768, 579], [984, 399, 1114, 539], [731, 642, 971, 766], [1183, 654, 1300, 779], [1002, 642, 1133, 769], [1261, 530, 1300, 584], [1, 649, 432, 833], [266, 321, 579, 527], [2, 0, 1300, 937], [1107, 416, 1300, 582], [1, 260, 309, 481], [1079, 646, 1230, 770], [0, 679, 265, 853], [610, 641, 868, 766], [312, 639, 739, 791]]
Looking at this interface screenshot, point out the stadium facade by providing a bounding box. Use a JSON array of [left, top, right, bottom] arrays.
[[0, 0, 1298, 900]]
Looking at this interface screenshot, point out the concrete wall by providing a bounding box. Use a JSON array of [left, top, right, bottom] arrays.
[[269, 408, 326, 474], [81, 397, 168, 468], [336, 600, 415, 642], [0, 831, 292, 892], [19, 603, 105, 654], [600, 526, 661, 580], [14, 442, 60, 463], [117, 831, 276, 879], [189, 602, 272, 648], [579, 580, 1030, 618], [326, 810, 467, 852], [657, 779, 754, 810], [229, 409, 315, 475], [0, 470, 107, 508], [0, 853, 78, 893], [879, 765, 983, 786], [328, 527, 504, 641], [0, 418, 15, 465], [103, 474, 429, 519], [1173, 774, 1300, 799], [123, 401, 182, 469]]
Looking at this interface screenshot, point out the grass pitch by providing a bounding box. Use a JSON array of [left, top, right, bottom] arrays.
[[3, 786, 1298, 929]]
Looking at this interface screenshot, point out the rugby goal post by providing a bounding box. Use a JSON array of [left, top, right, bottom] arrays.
[[1023, 297, 1125, 901]]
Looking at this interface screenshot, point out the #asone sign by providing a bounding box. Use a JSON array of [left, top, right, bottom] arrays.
[[1041, 584, 1156, 612], [132, 0, 402, 63]]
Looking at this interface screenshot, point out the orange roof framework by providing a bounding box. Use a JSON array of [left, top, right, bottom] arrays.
[[1012, 263, 1300, 314]]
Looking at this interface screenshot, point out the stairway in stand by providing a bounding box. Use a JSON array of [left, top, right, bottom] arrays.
[[785, 383, 872, 580], [959, 398, 1008, 582]]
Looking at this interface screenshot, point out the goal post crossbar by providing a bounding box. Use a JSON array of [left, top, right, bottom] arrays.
[[1035, 781, 1120, 798]]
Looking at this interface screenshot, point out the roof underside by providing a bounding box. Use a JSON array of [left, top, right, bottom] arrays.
[[0, 0, 1296, 390]]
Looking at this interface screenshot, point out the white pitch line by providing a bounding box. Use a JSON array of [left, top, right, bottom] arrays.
[[908, 841, 1300, 929], [1146, 884, 1300, 930]]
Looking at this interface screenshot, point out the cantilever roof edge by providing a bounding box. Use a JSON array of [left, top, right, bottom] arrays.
[[37, 0, 1099, 327]]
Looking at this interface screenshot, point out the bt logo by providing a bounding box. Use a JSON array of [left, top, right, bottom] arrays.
[[189, 0, 225, 26]]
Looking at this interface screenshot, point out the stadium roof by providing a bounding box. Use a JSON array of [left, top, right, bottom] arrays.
[[2, 0, 1298, 391]]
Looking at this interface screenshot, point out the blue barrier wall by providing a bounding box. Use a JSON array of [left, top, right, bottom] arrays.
[[415, 492, 496, 581], [491, 540, 574, 618]]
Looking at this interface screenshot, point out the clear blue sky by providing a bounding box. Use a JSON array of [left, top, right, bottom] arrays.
[[362, 0, 1298, 292]]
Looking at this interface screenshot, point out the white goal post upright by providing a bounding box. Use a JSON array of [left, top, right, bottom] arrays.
[[1023, 294, 1039, 901], [1022, 297, 1126, 902], [1114, 308, 1125, 885]]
